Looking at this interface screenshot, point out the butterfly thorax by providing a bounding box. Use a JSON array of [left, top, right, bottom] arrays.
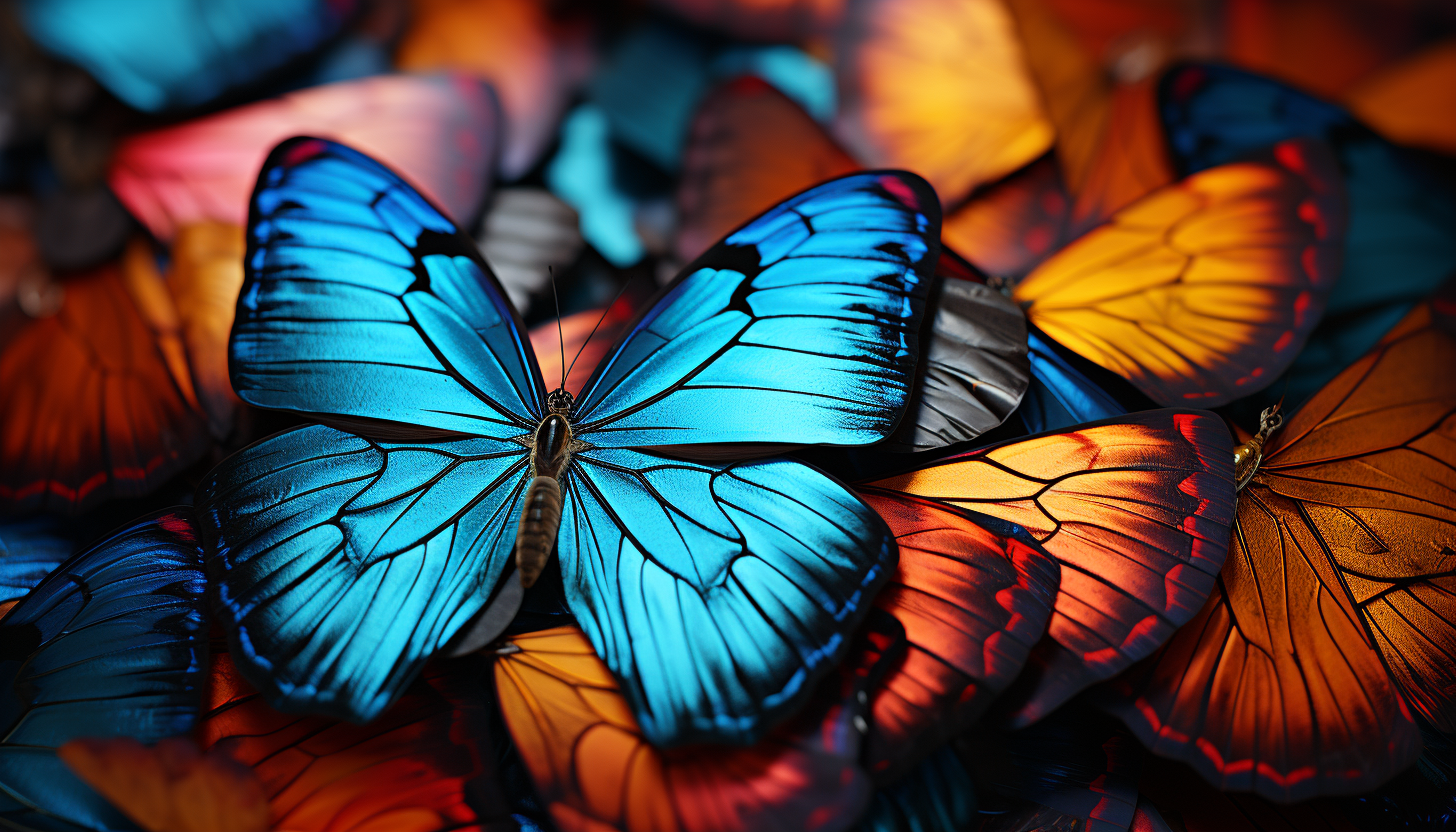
[[1234, 405, 1283, 491], [516, 391, 579, 589]]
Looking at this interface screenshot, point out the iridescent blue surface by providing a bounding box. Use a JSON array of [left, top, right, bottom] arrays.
[[1160, 63, 1456, 409], [0, 510, 207, 832], [0, 518, 72, 605], [1018, 330, 1126, 435], [200, 138, 940, 745], [19, 0, 356, 112]]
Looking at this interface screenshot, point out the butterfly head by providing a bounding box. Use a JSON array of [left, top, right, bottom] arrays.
[[546, 388, 573, 415]]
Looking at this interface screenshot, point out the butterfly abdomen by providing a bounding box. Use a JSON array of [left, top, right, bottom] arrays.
[[515, 475, 562, 588]]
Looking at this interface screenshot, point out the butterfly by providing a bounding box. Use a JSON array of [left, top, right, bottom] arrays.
[[858, 408, 1236, 743], [1158, 62, 1456, 413], [108, 72, 501, 242], [0, 509, 208, 832], [494, 614, 903, 832], [16, 0, 360, 112], [396, 0, 596, 181], [0, 241, 211, 515], [652, 0, 846, 42], [1103, 301, 1456, 802], [0, 516, 72, 614], [195, 137, 942, 747]]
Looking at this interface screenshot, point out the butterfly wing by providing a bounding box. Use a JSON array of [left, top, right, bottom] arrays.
[[867, 409, 1236, 727], [572, 170, 939, 450], [1159, 62, 1456, 407], [558, 449, 897, 745], [396, 0, 594, 179], [110, 73, 501, 242], [235, 136, 544, 437], [494, 618, 901, 832], [853, 494, 1059, 782], [1106, 305, 1454, 801], [1017, 328, 1128, 436], [0, 518, 71, 610], [200, 138, 546, 722], [1013, 138, 1345, 407], [676, 78, 860, 264], [18, 0, 358, 111], [167, 222, 246, 439], [834, 0, 1054, 208], [1346, 41, 1456, 157], [0, 260, 209, 515], [940, 156, 1074, 284], [0, 510, 208, 831], [855, 747, 978, 832]]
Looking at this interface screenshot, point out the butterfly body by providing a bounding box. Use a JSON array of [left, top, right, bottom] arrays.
[[517, 406, 579, 588]]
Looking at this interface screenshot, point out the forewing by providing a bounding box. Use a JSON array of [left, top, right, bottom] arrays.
[[236, 137, 544, 438], [1014, 139, 1346, 407], [0, 510, 208, 832], [572, 170, 940, 450], [0, 261, 208, 515], [866, 409, 1236, 726], [494, 620, 899, 832], [108, 74, 501, 241], [196, 424, 528, 723], [0, 518, 72, 608], [834, 0, 1053, 208], [675, 78, 860, 264], [558, 447, 896, 746]]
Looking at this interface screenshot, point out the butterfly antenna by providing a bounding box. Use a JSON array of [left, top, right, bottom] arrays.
[[550, 266, 566, 392], [564, 278, 633, 386]]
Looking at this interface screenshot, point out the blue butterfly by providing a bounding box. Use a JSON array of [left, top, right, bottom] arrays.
[[1159, 62, 1456, 411], [197, 137, 941, 746], [18, 0, 357, 112], [0, 510, 207, 832]]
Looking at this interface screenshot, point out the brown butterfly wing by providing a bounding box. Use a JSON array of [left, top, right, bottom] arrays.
[[866, 409, 1236, 728], [675, 77, 859, 263], [1106, 305, 1454, 801], [0, 260, 208, 514]]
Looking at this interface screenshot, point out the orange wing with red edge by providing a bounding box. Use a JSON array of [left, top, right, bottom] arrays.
[[1013, 139, 1346, 407], [495, 619, 903, 832], [0, 256, 208, 514], [197, 651, 512, 831], [834, 0, 1054, 209], [854, 493, 1060, 783], [865, 408, 1236, 728], [1107, 304, 1455, 802], [676, 78, 860, 263]]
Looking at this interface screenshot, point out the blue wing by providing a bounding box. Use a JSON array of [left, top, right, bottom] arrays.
[[1017, 329, 1126, 435], [557, 447, 896, 746], [197, 424, 528, 723], [0, 510, 207, 832], [19, 0, 356, 112], [0, 518, 73, 606], [571, 171, 941, 449], [236, 137, 544, 439], [855, 747, 977, 832], [1160, 63, 1456, 408]]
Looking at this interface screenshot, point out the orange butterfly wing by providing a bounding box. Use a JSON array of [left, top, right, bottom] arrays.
[[1013, 139, 1346, 406], [865, 409, 1236, 727], [676, 78, 859, 263], [651, 0, 845, 41], [0, 256, 208, 514], [59, 737, 269, 832], [940, 156, 1074, 284], [198, 651, 511, 831], [1107, 305, 1456, 801], [495, 622, 901, 832], [834, 0, 1054, 209], [167, 222, 246, 440], [1346, 39, 1456, 157], [853, 493, 1060, 783]]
